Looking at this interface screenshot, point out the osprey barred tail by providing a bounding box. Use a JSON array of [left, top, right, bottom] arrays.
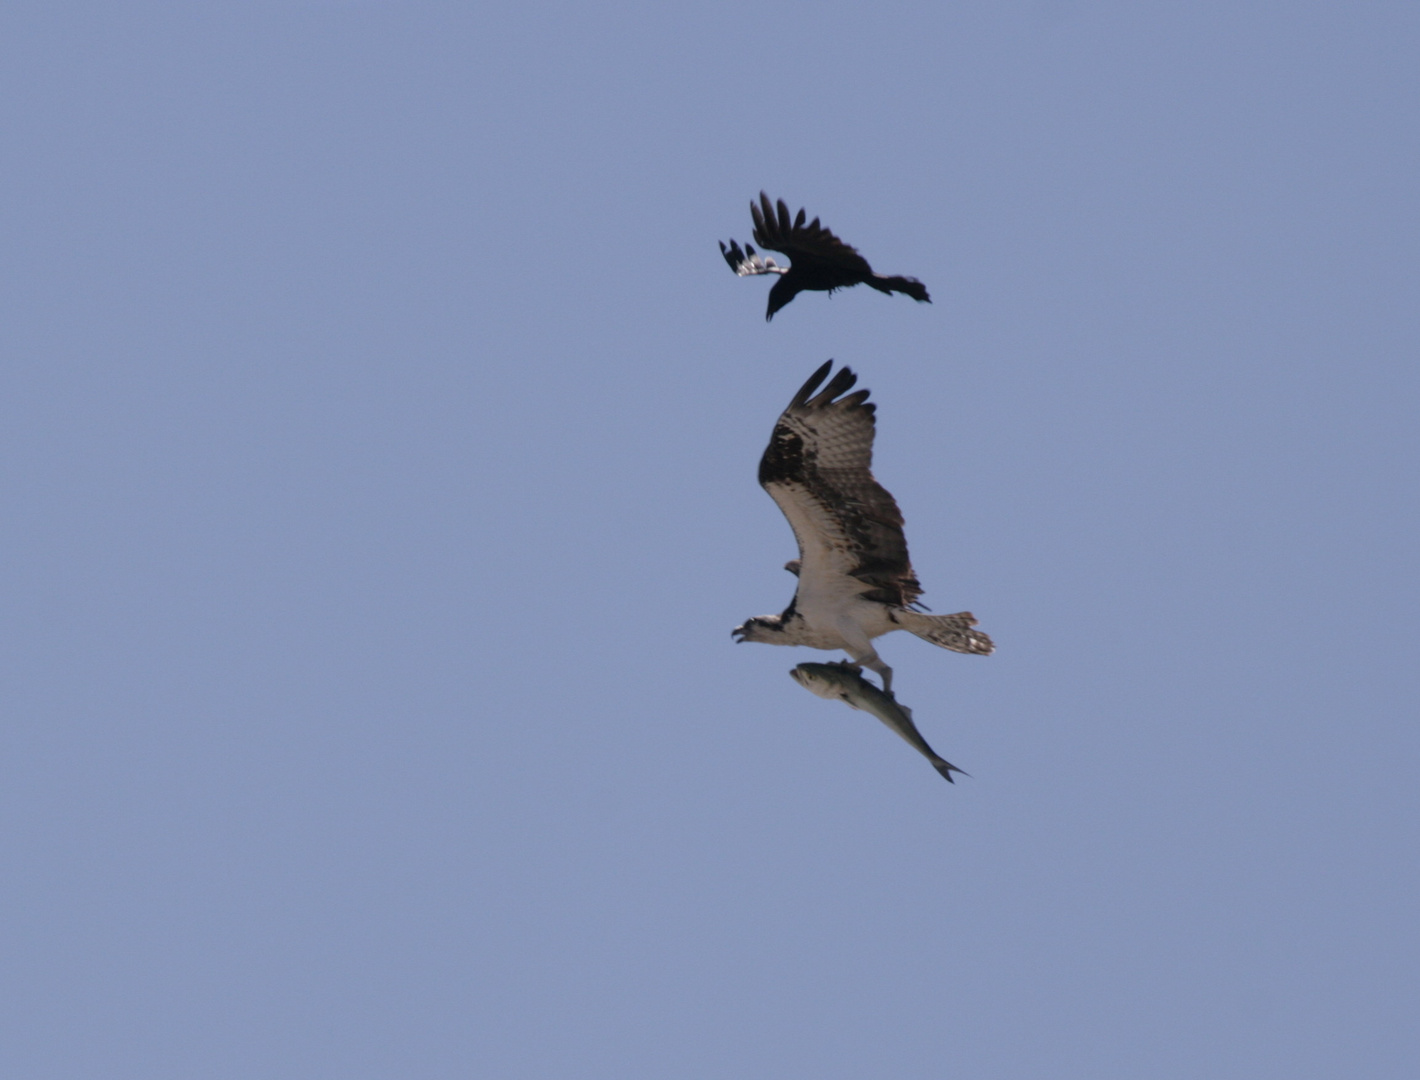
[[732, 361, 993, 694]]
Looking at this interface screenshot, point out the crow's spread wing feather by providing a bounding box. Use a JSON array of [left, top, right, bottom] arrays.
[[719, 239, 786, 277], [749, 193, 875, 276]]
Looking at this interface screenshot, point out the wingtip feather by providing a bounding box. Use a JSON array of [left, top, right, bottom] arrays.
[[807, 364, 858, 409], [790, 360, 836, 406]]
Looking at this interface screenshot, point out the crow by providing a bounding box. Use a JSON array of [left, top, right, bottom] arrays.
[[719, 193, 931, 321]]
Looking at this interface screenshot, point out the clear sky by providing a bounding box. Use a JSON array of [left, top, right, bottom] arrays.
[[3, 3, 1417, 1078]]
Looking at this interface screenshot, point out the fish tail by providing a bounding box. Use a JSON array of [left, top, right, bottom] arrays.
[[933, 759, 969, 783]]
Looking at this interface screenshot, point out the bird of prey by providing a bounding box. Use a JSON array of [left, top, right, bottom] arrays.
[[733, 362, 993, 694], [719, 193, 932, 321]]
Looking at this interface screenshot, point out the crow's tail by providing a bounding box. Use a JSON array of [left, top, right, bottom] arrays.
[[869, 275, 930, 302]]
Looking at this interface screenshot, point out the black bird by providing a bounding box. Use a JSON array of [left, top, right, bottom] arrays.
[[719, 193, 931, 321]]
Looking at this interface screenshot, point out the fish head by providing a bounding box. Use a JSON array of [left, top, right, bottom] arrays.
[[790, 662, 857, 701]]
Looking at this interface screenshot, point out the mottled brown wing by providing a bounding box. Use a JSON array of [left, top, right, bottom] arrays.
[[749, 193, 875, 276], [758, 362, 922, 608]]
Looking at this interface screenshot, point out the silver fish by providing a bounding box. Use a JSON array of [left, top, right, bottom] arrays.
[[789, 661, 967, 783]]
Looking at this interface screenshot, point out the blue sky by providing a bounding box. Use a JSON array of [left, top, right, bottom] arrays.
[[2, 3, 1417, 1077]]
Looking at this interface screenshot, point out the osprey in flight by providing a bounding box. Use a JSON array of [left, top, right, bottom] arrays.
[[720, 193, 932, 320], [733, 362, 993, 694]]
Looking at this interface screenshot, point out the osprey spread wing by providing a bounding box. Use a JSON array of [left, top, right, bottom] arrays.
[[733, 362, 992, 694]]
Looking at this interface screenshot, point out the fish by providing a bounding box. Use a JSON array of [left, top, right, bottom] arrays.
[[789, 661, 967, 783]]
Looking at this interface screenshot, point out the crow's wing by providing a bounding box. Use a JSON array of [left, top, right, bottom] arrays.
[[750, 193, 875, 275], [719, 239, 786, 277]]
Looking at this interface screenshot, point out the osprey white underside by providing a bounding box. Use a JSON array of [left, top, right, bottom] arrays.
[[763, 477, 902, 661], [783, 589, 900, 656]]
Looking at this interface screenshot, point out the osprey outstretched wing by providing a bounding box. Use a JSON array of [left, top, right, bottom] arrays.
[[734, 362, 992, 694], [759, 361, 922, 610], [720, 193, 931, 320]]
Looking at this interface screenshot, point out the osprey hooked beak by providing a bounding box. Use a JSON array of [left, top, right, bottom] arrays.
[[731, 623, 747, 643]]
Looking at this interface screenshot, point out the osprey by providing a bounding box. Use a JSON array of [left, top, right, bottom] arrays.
[[732, 362, 993, 694], [719, 193, 931, 321]]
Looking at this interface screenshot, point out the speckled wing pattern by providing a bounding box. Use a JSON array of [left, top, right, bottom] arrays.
[[718, 238, 785, 277], [750, 193, 875, 276], [758, 361, 922, 609]]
